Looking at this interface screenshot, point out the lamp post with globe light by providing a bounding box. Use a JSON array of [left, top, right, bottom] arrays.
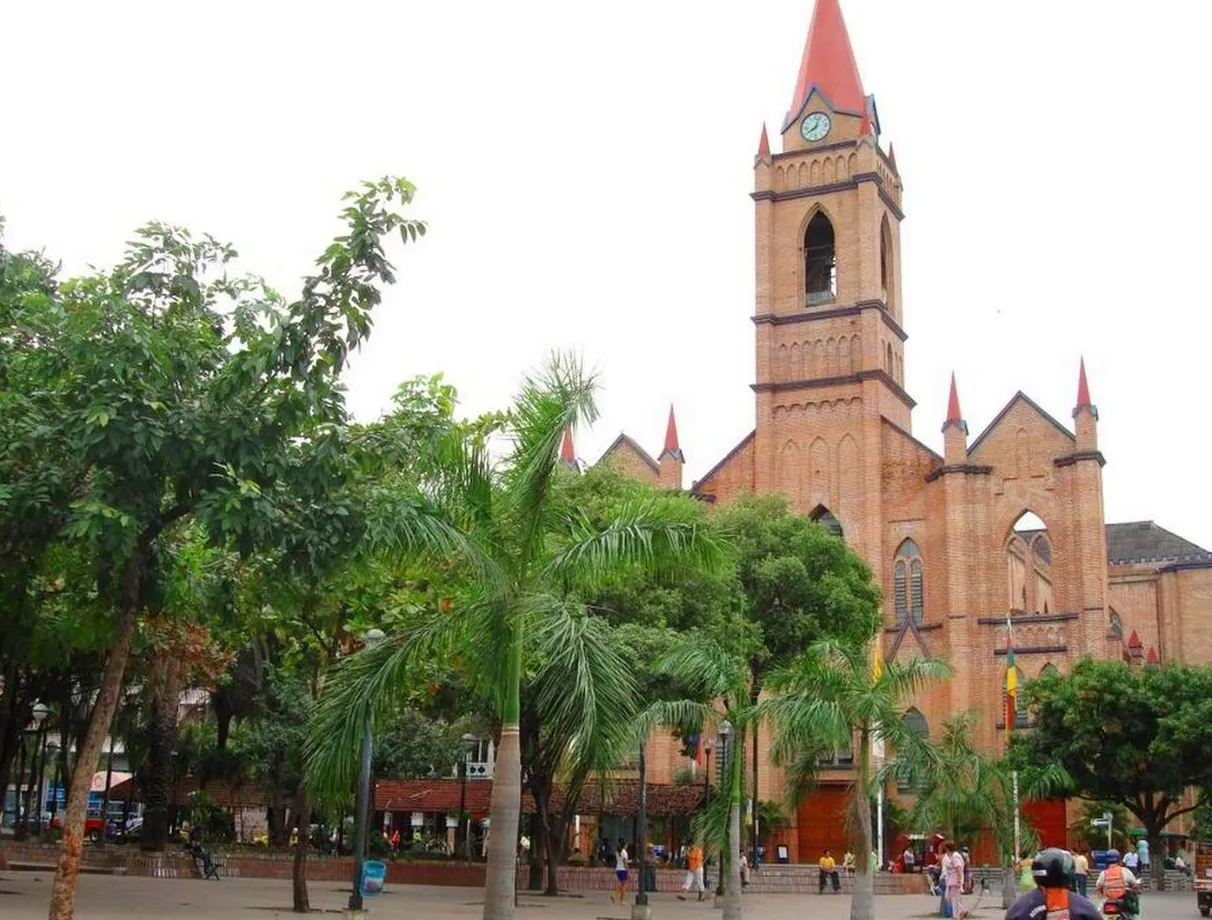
[[348, 628, 385, 914], [458, 733, 477, 860], [31, 703, 50, 834], [715, 721, 732, 899]]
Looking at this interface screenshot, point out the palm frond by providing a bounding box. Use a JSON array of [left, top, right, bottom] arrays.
[[654, 637, 749, 704], [543, 497, 729, 590], [501, 352, 597, 568]]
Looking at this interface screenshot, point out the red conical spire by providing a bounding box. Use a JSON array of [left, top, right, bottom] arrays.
[[887, 143, 898, 172], [946, 372, 963, 424], [1146, 646, 1159, 665], [788, 0, 867, 122], [560, 427, 575, 464], [1128, 629, 1142, 649], [663, 405, 681, 457], [757, 123, 770, 158], [1076, 357, 1092, 408]]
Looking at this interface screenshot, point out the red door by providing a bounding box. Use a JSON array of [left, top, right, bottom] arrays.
[[797, 784, 851, 863], [1022, 799, 1068, 850]]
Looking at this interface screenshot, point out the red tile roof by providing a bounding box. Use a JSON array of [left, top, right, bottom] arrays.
[[788, 0, 866, 122], [374, 779, 704, 818], [108, 775, 272, 809]]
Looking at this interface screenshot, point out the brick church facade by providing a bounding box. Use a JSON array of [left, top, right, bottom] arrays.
[[575, 0, 1212, 861]]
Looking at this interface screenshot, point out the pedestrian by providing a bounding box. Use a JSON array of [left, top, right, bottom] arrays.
[[942, 842, 969, 920], [819, 848, 841, 893], [904, 845, 917, 873], [1123, 845, 1140, 876], [1073, 848, 1089, 897], [1018, 852, 1035, 891], [678, 842, 706, 900], [961, 846, 972, 895], [739, 848, 750, 887], [843, 849, 856, 876], [1137, 838, 1150, 877], [610, 838, 630, 903]]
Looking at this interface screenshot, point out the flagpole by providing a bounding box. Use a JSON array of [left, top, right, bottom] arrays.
[[1006, 611, 1021, 860], [877, 783, 885, 870]]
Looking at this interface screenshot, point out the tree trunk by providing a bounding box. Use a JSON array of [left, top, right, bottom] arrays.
[[851, 727, 875, 920], [544, 805, 566, 897], [268, 803, 286, 847], [141, 647, 181, 853], [482, 723, 521, 920], [98, 734, 116, 847], [47, 553, 142, 920], [527, 812, 543, 891], [1147, 826, 1165, 891], [291, 787, 310, 913], [0, 662, 27, 818], [723, 801, 744, 920]]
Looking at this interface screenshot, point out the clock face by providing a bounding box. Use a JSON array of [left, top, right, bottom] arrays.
[[801, 112, 831, 142]]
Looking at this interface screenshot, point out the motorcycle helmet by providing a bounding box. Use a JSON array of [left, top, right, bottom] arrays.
[[1032, 848, 1075, 888], [1106, 848, 1121, 864]]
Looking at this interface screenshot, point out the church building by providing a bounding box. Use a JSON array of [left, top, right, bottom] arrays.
[[581, 0, 1212, 860]]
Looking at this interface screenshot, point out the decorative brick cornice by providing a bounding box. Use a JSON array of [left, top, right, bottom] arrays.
[[752, 174, 904, 221], [1158, 560, 1212, 574], [925, 463, 994, 483], [752, 369, 915, 409], [993, 645, 1067, 656], [752, 298, 908, 342], [770, 139, 860, 161], [976, 613, 1079, 626], [1054, 450, 1107, 468]]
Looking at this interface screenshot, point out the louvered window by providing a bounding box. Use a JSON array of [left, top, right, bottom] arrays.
[[893, 540, 923, 627]]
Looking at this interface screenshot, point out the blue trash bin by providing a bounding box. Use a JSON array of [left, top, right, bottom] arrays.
[[361, 860, 387, 896]]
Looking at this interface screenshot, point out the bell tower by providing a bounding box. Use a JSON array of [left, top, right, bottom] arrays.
[[750, 0, 909, 557]]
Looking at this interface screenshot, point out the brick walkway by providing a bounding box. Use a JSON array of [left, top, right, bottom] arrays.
[[0, 872, 1195, 920]]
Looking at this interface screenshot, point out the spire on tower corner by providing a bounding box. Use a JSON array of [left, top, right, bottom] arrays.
[[946, 372, 963, 424], [786, 0, 867, 127], [1076, 357, 1092, 409], [757, 123, 770, 159], [662, 405, 682, 460], [1146, 646, 1159, 665], [887, 143, 898, 172], [560, 427, 576, 464]]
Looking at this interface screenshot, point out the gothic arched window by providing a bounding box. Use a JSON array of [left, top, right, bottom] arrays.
[[893, 539, 924, 627], [804, 212, 836, 305], [1109, 609, 1123, 639], [897, 709, 929, 792], [880, 215, 894, 306], [1040, 663, 1060, 679]]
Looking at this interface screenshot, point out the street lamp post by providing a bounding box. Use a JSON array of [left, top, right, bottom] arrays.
[[703, 739, 713, 890], [348, 628, 385, 915], [716, 722, 733, 898], [633, 741, 650, 919], [31, 703, 49, 835], [458, 733, 477, 861]]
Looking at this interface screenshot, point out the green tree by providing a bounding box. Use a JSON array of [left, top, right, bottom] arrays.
[[713, 493, 883, 861], [1009, 658, 1212, 889], [760, 640, 950, 920], [0, 178, 427, 920], [307, 356, 726, 920]]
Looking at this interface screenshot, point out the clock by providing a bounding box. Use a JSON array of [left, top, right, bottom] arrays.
[[801, 112, 831, 142]]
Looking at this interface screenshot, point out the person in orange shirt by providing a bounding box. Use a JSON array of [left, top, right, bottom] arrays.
[[678, 843, 706, 901]]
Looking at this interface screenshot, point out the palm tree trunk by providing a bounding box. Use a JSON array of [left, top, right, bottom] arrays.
[[483, 624, 523, 920], [723, 801, 744, 920], [851, 726, 875, 920], [47, 552, 143, 920], [482, 723, 521, 920]]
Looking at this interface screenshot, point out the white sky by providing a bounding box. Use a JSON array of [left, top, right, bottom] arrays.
[[2, 1, 1210, 549]]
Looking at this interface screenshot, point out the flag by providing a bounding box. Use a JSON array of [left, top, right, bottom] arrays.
[[871, 638, 886, 761], [872, 641, 884, 683], [1005, 645, 1018, 729]]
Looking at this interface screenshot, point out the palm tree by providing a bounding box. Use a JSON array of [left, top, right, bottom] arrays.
[[908, 712, 1017, 857], [760, 640, 951, 920], [306, 355, 725, 920], [636, 638, 752, 920]]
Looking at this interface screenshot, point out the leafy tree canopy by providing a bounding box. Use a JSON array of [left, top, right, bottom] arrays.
[[1010, 658, 1212, 847]]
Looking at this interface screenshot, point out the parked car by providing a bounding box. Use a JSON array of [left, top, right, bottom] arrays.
[[48, 811, 107, 843]]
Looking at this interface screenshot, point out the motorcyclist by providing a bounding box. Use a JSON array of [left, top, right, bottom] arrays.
[[1004, 848, 1102, 920], [1094, 848, 1140, 918]]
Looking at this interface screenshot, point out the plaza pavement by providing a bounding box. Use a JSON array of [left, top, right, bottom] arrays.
[[0, 873, 1197, 920]]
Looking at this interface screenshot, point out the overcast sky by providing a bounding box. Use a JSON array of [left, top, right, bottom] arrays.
[[3, 1, 1210, 549]]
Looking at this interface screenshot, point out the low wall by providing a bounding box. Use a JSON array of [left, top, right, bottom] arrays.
[[0, 843, 925, 894]]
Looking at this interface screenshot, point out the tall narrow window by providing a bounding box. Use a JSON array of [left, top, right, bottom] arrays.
[[880, 215, 894, 306], [893, 539, 924, 626], [1109, 609, 1123, 639], [898, 709, 929, 792], [804, 212, 836, 305], [810, 505, 844, 540]]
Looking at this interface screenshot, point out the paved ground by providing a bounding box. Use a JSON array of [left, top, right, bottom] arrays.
[[0, 872, 1197, 920]]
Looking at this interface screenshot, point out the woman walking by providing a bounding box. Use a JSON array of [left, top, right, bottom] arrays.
[[610, 838, 630, 903]]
